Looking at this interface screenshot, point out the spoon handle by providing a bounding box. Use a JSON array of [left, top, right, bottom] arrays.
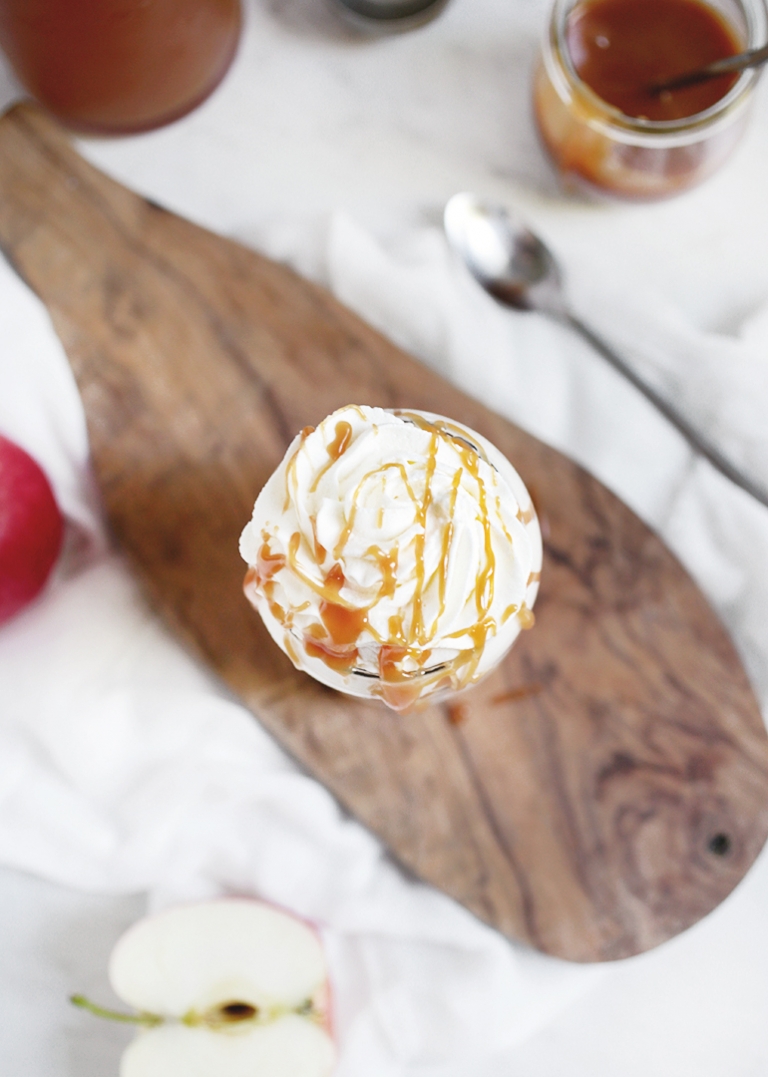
[[564, 311, 768, 510], [653, 41, 768, 93]]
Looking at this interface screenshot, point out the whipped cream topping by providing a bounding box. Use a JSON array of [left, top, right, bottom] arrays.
[[239, 405, 542, 711]]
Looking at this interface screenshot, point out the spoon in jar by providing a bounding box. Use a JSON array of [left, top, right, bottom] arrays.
[[650, 41, 768, 94], [444, 192, 768, 510]]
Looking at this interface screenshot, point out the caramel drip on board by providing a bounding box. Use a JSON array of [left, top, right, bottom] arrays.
[[491, 682, 543, 705]]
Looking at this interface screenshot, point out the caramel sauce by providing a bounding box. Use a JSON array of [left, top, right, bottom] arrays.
[[328, 420, 353, 459], [324, 562, 345, 596], [310, 420, 353, 493], [260, 572, 287, 628], [433, 468, 462, 638], [378, 644, 409, 681], [284, 425, 317, 512], [320, 602, 369, 646], [367, 546, 399, 600], [517, 504, 536, 525], [284, 634, 300, 665], [393, 411, 492, 466], [388, 610, 408, 646], [447, 701, 469, 726], [309, 515, 327, 564], [518, 606, 536, 630], [305, 636, 360, 674], [282, 533, 357, 607], [491, 682, 544, 705], [496, 492, 515, 545], [333, 498, 359, 561], [376, 644, 450, 712], [464, 447, 495, 619], [410, 432, 439, 645], [245, 555, 290, 633], [454, 618, 494, 686], [253, 542, 286, 585], [567, 0, 742, 122], [319, 564, 369, 646]]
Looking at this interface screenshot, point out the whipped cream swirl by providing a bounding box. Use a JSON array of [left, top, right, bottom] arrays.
[[239, 405, 542, 711]]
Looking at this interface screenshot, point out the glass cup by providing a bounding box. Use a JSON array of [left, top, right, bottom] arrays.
[[0, 0, 242, 135], [533, 0, 767, 200]]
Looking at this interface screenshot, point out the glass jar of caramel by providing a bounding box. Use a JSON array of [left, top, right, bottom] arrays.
[[534, 0, 767, 200]]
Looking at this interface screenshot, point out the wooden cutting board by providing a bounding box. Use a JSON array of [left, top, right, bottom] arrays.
[[2, 102, 767, 962]]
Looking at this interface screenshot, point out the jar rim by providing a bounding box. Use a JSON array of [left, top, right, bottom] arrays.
[[547, 0, 768, 138]]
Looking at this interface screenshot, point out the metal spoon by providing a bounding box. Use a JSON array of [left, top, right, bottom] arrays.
[[444, 192, 768, 510], [650, 41, 768, 94]]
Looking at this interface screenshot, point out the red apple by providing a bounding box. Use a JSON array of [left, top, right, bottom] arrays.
[[0, 434, 64, 625]]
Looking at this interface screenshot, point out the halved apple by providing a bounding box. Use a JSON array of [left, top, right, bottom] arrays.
[[106, 899, 336, 1077]]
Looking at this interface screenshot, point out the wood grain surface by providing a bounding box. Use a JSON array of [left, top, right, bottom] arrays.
[[1, 102, 767, 961]]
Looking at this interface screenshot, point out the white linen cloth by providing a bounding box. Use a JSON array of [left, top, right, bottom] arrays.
[[2, 1, 768, 1074]]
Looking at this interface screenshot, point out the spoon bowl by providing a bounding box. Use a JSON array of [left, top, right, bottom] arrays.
[[444, 193, 561, 312]]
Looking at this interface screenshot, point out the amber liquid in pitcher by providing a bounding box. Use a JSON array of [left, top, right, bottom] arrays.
[[0, 0, 242, 134]]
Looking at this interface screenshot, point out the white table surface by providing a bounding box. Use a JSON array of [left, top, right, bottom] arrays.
[[2, 0, 768, 1074]]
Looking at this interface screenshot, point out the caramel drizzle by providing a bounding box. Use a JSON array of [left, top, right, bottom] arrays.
[[495, 482, 514, 545], [517, 605, 536, 630], [411, 432, 438, 646], [502, 603, 519, 624], [248, 411, 536, 711], [309, 515, 326, 564], [517, 504, 536, 525], [283, 425, 315, 512], [431, 467, 462, 640], [310, 420, 353, 494]]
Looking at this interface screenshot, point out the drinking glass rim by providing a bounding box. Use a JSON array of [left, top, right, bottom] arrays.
[[546, 0, 768, 136]]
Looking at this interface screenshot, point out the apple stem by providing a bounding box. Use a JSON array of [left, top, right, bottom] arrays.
[[70, 994, 164, 1028]]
